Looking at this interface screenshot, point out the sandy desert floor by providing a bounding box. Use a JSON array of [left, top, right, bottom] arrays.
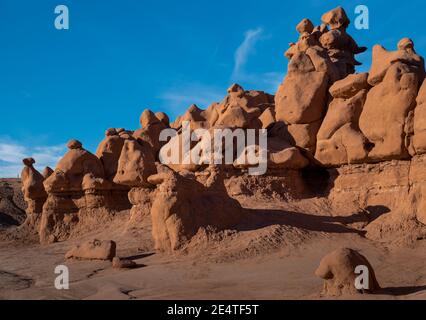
[[1, 195, 426, 300]]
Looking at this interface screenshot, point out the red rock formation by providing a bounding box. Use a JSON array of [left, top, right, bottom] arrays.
[[19, 6, 426, 255], [148, 165, 242, 252], [39, 140, 131, 244], [21, 158, 47, 229], [315, 248, 380, 296]]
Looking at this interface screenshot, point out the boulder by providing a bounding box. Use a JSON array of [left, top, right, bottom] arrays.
[[315, 248, 380, 296], [65, 239, 116, 261], [112, 257, 137, 269]]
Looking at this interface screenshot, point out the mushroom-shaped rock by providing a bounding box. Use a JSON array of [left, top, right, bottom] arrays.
[[315, 248, 380, 297], [21, 158, 47, 201], [319, 7, 366, 78], [44, 140, 105, 192], [21, 158, 47, 216], [65, 239, 117, 261]]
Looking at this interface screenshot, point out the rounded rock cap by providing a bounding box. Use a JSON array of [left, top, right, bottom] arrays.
[[155, 112, 170, 126], [140, 109, 159, 128], [105, 128, 118, 137], [321, 6, 350, 30], [227, 83, 244, 94], [296, 18, 314, 34], [398, 38, 414, 50], [67, 139, 83, 150], [22, 157, 35, 167]]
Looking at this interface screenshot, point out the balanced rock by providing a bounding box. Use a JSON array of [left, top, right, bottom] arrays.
[[21, 158, 47, 228]]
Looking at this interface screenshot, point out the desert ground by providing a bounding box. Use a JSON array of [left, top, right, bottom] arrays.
[[1, 178, 426, 300]]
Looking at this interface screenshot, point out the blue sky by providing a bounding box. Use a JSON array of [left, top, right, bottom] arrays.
[[1, 0, 426, 177]]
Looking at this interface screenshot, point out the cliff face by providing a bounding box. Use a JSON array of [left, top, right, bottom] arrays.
[[16, 6, 426, 251]]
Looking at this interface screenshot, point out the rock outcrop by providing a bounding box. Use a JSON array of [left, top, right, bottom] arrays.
[[18, 6, 426, 256], [148, 165, 242, 252], [21, 158, 47, 228], [315, 73, 370, 166], [277, 6, 366, 155], [39, 140, 131, 244], [359, 38, 425, 161]]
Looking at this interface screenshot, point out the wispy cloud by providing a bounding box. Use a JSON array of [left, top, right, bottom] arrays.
[[0, 139, 65, 178], [231, 27, 282, 93], [232, 27, 264, 79], [159, 26, 283, 117]]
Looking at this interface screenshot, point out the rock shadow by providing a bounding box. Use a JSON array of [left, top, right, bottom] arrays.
[[237, 208, 370, 235]]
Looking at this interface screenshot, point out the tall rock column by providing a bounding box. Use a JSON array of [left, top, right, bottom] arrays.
[[359, 38, 425, 161]]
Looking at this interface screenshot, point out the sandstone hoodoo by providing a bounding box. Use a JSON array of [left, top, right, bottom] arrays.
[[17, 6, 426, 258]]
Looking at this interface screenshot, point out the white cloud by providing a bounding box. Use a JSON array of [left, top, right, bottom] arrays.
[[0, 140, 65, 178], [231, 27, 283, 93], [158, 26, 283, 118], [232, 27, 264, 80]]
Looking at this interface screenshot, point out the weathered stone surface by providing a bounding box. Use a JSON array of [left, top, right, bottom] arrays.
[[113, 139, 157, 187], [112, 257, 137, 269], [315, 248, 380, 296], [275, 70, 329, 125], [148, 165, 242, 252], [329, 73, 370, 99], [316, 87, 369, 166], [413, 80, 426, 154], [359, 58, 422, 161], [21, 158, 47, 229], [65, 239, 116, 261]]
